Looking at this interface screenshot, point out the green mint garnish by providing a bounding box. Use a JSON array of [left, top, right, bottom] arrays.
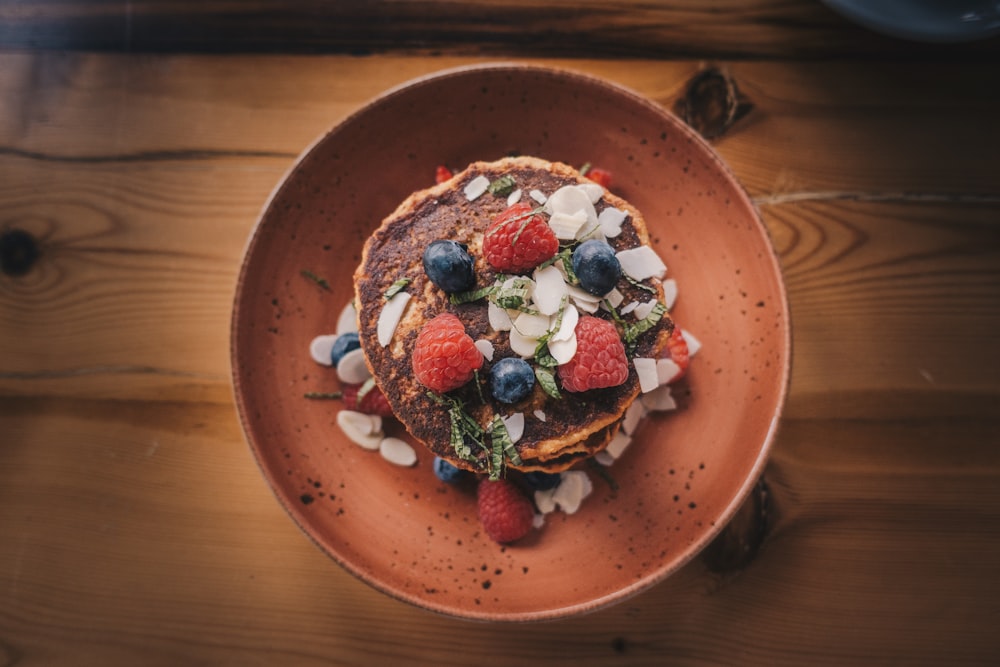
[[303, 391, 342, 400], [355, 377, 377, 406], [623, 273, 657, 294], [534, 367, 562, 399], [450, 284, 495, 305], [300, 269, 331, 291], [620, 301, 667, 356], [383, 278, 410, 300], [487, 175, 517, 197], [533, 337, 558, 369], [428, 391, 486, 465], [487, 415, 522, 480], [579, 162, 592, 177]]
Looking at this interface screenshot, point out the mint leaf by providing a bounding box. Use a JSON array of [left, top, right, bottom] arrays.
[[383, 278, 410, 299], [534, 367, 561, 399], [487, 174, 517, 197]]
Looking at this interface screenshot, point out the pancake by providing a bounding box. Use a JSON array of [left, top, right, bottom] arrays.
[[354, 157, 673, 474]]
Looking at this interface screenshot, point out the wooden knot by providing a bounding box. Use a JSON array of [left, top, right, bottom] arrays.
[[674, 66, 753, 139], [0, 229, 40, 276], [701, 477, 770, 573]]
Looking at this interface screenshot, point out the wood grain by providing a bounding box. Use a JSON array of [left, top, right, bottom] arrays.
[[3, 0, 998, 59], [2, 52, 1000, 664]]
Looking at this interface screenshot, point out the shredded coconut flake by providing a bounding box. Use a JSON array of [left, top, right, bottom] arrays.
[[529, 189, 548, 204], [506, 188, 522, 206], [616, 246, 667, 281], [474, 338, 495, 361]]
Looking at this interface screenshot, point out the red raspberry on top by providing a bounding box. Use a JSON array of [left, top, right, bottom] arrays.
[[483, 202, 559, 273], [341, 382, 394, 417], [557, 315, 629, 392], [477, 478, 535, 544], [662, 324, 690, 382], [412, 313, 484, 393], [585, 166, 613, 188], [434, 165, 453, 184]]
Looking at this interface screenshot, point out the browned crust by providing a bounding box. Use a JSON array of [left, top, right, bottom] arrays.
[[354, 157, 672, 473]]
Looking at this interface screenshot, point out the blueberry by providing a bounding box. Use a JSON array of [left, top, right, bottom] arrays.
[[423, 240, 476, 293], [433, 456, 468, 483], [489, 357, 535, 404], [523, 471, 562, 491], [330, 332, 360, 366], [572, 239, 621, 296]]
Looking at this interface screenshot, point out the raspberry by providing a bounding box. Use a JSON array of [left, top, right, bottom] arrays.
[[557, 316, 629, 392], [412, 313, 484, 393], [341, 382, 394, 417], [477, 478, 535, 543], [662, 325, 690, 381], [483, 202, 559, 273], [585, 166, 613, 188], [435, 165, 453, 184]]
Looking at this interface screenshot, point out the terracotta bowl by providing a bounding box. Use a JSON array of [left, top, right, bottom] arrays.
[[231, 63, 790, 621]]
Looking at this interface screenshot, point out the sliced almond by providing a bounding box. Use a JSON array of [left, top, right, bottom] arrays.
[[464, 175, 490, 201], [598, 207, 627, 238], [513, 312, 551, 339], [616, 246, 667, 281], [379, 437, 418, 467], [377, 291, 411, 347], [336, 302, 358, 335], [502, 412, 525, 444], [579, 182, 604, 203], [682, 328, 702, 357], [337, 410, 383, 450], [605, 430, 632, 459], [488, 301, 515, 331], [548, 209, 588, 240], [532, 265, 568, 315], [548, 333, 577, 365], [657, 358, 682, 385], [308, 334, 338, 366], [336, 347, 371, 384], [552, 470, 593, 514], [622, 399, 648, 435], [662, 278, 678, 310], [641, 384, 677, 412], [551, 303, 579, 342], [510, 327, 541, 358], [633, 357, 660, 393], [474, 338, 495, 361]]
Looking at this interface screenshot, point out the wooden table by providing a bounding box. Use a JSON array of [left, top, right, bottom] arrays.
[[2, 2, 999, 664]]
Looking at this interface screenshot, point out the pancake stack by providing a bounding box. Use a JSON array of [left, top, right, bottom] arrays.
[[354, 157, 673, 474]]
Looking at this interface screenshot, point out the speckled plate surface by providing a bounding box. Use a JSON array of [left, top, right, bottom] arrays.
[[231, 63, 790, 621]]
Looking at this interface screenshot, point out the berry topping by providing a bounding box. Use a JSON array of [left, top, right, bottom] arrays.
[[330, 332, 360, 367], [483, 202, 559, 273], [412, 313, 484, 393], [557, 315, 629, 392], [572, 239, 622, 296], [422, 240, 476, 293], [477, 478, 535, 543], [488, 357, 536, 404], [662, 324, 690, 381], [523, 471, 562, 491], [585, 166, 613, 188], [435, 165, 453, 184], [433, 456, 468, 483], [341, 382, 394, 417]]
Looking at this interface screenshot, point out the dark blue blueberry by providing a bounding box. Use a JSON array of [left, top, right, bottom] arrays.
[[489, 357, 535, 404], [330, 332, 360, 366], [572, 239, 621, 296], [433, 456, 469, 484], [523, 471, 562, 491], [422, 240, 476, 293]]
